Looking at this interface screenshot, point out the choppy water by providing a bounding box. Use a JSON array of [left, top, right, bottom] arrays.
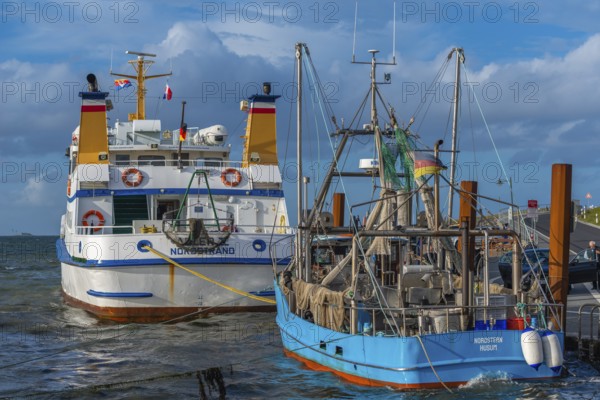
[[1, 236, 600, 399]]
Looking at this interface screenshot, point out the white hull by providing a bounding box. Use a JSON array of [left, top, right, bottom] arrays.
[[58, 232, 292, 321]]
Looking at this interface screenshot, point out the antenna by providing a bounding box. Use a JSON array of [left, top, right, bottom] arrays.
[[352, 0, 358, 63], [125, 50, 156, 58], [392, 1, 396, 64], [351, 2, 396, 66]]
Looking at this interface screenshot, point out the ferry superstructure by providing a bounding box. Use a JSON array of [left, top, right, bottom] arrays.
[[57, 52, 293, 322]]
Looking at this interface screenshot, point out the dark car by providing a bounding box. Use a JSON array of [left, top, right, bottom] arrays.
[[498, 248, 599, 289]]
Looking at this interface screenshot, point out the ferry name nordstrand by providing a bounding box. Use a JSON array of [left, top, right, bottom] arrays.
[[57, 51, 293, 322]]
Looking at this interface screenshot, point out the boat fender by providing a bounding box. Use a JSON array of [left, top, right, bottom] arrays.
[[82, 210, 105, 232], [122, 168, 144, 187], [221, 168, 242, 187], [541, 330, 563, 373], [520, 327, 543, 370], [304, 310, 314, 323], [283, 271, 293, 289]]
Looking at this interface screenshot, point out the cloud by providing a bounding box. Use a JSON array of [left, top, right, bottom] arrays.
[[2, 3, 600, 233], [206, 18, 352, 68]]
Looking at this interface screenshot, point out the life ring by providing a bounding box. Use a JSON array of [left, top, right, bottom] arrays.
[[82, 210, 105, 232], [221, 168, 242, 187], [252, 239, 267, 252], [122, 168, 144, 187], [221, 224, 237, 232], [67, 179, 71, 196]]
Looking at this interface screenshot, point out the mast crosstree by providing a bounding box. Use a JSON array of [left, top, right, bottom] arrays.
[[110, 50, 172, 121]]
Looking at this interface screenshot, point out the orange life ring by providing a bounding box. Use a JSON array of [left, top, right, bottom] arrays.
[[221, 224, 237, 232], [82, 210, 105, 232], [67, 179, 71, 196], [221, 168, 242, 187], [122, 168, 143, 187]]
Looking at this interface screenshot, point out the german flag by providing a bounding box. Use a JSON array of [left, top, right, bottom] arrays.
[[414, 151, 446, 178]]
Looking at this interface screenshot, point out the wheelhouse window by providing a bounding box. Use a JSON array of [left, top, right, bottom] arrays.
[[115, 154, 130, 166], [138, 155, 166, 166], [195, 158, 223, 168]]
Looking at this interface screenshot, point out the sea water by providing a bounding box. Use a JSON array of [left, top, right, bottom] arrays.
[[1, 236, 599, 399]]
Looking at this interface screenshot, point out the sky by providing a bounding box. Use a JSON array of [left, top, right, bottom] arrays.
[[1, 0, 599, 235]]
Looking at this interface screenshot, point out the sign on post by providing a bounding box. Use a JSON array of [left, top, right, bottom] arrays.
[[527, 199, 538, 219]]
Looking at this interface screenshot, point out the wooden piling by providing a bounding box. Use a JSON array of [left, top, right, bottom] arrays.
[[459, 181, 478, 312], [549, 164, 572, 330], [332, 193, 345, 227]]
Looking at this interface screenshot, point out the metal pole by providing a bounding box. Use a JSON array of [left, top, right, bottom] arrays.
[[369, 50, 386, 188], [461, 219, 470, 317], [295, 43, 304, 280], [303, 176, 311, 282], [447, 48, 463, 222], [351, 237, 358, 334], [434, 140, 443, 230], [177, 101, 186, 169]]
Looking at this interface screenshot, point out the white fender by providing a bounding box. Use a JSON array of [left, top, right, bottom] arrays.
[[541, 330, 563, 373], [520, 327, 543, 370]]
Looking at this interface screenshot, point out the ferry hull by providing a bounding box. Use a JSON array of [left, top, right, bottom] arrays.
[[274, 282, 563, 389], [57, 235, 291, 322], [61, 288, 273, 323], [61, 262, 278, 322]]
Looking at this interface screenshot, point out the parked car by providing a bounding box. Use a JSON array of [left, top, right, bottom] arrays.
[[498, 248, 599, 289]]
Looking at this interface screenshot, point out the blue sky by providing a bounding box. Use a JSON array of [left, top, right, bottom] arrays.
[[1, 0, 599, 235]]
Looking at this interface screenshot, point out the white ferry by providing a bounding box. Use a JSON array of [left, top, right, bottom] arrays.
[[57, 51, 293, 322]]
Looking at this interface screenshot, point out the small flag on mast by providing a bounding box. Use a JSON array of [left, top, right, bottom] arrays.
[[163, 84, 172, 100], [414, 151, 446, 178], [179, 123, 187, 142], [114, 79, 132, 90]]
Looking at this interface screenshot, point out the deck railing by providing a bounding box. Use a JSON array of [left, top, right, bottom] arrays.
[[282, 284, 564, 337]]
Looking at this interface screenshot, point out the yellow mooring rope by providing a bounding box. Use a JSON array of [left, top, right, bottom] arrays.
[[143, 245, 276, 304]]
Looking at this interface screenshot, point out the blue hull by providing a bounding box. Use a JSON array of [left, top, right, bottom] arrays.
[[275, 280, 563, 389]]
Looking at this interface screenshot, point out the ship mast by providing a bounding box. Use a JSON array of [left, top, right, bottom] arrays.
[[369, 50, 387, 188], [295, 42, 306, 281], [110, 50, 172, 121], [447, 48, 465, 222]]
